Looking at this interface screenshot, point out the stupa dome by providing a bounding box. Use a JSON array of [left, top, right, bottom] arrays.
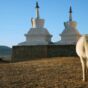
[[56, 5, 81, 45], [26, 28, 51, 36], [68, 21, 77, 28], [19, 1, 52, 46], [60, 27, 80, 36]]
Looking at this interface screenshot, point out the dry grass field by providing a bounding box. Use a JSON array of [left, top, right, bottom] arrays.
[[0, 57, 88, 88]]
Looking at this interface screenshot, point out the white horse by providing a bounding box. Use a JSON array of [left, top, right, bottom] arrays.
[[76, 34, 88, 81]]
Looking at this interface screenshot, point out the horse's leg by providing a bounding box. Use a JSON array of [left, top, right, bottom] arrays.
[[80, 57, 86, 81], [86, 58, 88, 79]]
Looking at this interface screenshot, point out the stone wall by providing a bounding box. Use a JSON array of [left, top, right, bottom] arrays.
[[47, 45, 77, 57], [12, 45, 77, 62]]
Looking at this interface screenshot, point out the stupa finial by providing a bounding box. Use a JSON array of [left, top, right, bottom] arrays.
[[69, 0, 72, 21], [35, 1, 40, 19]]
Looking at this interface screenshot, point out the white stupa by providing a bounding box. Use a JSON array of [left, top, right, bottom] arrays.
[[57, 6, 81, 45], [19, 2, 52, 45]]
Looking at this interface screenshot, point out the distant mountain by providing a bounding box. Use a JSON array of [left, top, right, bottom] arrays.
[[0, 46, 12, 56]]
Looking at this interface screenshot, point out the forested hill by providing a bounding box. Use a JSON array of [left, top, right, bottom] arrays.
[[0, 46, 12, 56]]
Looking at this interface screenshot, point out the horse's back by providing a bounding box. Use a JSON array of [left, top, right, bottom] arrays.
[[76, 35, 88, 58], [84, 35, 88, 58]]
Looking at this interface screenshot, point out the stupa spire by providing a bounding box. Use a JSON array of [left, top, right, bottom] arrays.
[[35, 1, 40, 19], [69, 0, 72, 21]]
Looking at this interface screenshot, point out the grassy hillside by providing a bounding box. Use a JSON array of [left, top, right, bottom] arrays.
[[0, 57, 88, 88]]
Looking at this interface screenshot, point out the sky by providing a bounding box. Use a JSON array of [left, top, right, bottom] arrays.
[[0, 0, 88, 47]]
